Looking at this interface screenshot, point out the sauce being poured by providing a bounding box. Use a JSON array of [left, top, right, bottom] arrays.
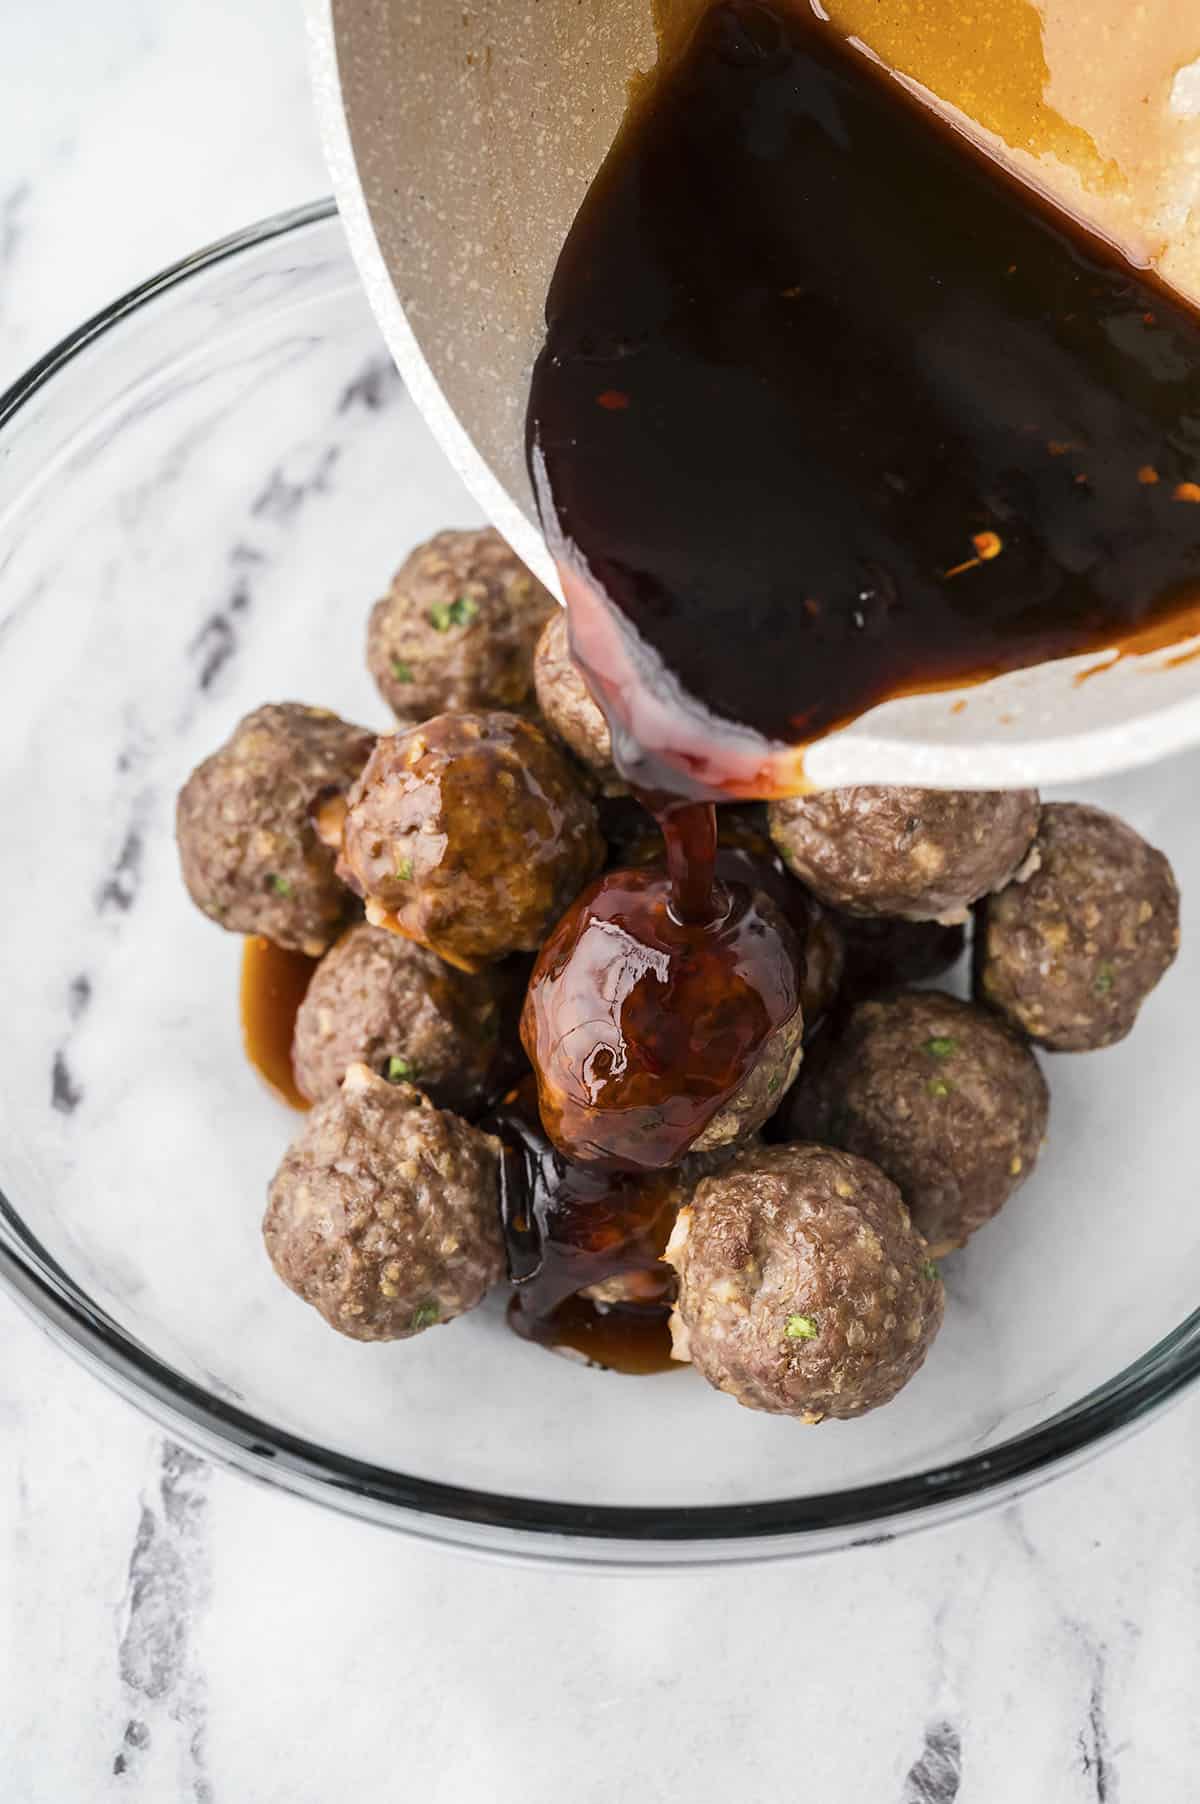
[[240, 936, 317, 1111], [528, 0, 1200, 798]]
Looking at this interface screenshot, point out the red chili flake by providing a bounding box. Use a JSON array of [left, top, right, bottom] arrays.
[[596, 389, 630, 411], [945, 530, 1003, 580], [1138, 465, 1160, 485], [1143, 311, 1157, 326], [1175, 482, 1200, 504]]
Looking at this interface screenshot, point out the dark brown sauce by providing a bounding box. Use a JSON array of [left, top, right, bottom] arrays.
[[625, 803, 844, 1030], [656, 795, 719, 923], [527, 0, 1200, 799], [521, 801, 801, 1171], [240, 936, 317, 1111], [487, 1079, 681, 1373]]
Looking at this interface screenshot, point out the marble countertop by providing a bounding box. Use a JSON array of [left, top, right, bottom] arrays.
[[2, 3, 1198, 1799]]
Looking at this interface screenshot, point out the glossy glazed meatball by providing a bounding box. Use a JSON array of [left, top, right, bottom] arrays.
[[784, 991, 1048, 1254], [665, 1142, 943, 1421], [263, 1065, 502, 1340], [338, 711, 604, 969], [291, 923, 512, 1111], [975, 802, 1180, 1052], [176, 702, 375, 954], [533, 610, 624, 791], [367, 528, 555, 720], [767, 785, 1040, 922], [522, 867, 804, 1169]]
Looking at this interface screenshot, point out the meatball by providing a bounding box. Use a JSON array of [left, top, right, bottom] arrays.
[[767, 785, 1040, 922], [784, 991, 1048, 1254], [664, 1142, 943, 1421], [533, 610, 624, 791], [263, 1065, 502, 1340], [177, 702, 375, 954], [338, 710, 604, 969], [974, 802, 1181, 1052], [367, 527, 555, 720], [292, 923, 513, 1110], [691, 1009, 805, 1151]]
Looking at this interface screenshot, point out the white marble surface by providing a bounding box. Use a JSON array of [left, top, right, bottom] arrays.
[[2, 3, 1200, 1799]]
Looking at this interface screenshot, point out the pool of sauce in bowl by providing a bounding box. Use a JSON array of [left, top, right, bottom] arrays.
[[527, 0, 1200, 799], [487, 1078, 684, 1373], [240, 936, 316, 1111]]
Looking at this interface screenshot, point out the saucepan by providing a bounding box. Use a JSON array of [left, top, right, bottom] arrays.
[[307, 0, 1200, 790]]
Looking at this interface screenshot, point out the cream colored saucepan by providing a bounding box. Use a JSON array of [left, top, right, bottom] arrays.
[[307, 0, 1200, 791]]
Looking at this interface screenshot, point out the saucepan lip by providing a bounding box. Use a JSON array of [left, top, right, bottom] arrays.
[[307, 0, 1200, 796]]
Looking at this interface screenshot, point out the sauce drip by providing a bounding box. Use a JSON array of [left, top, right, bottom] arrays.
[[527, 0, 1200, 798], [240, 936, 317, 1111], [488, 1081, 682, 1373]]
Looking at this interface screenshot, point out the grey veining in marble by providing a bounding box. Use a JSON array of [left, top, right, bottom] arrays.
[[114, 1443, 212, 1798]]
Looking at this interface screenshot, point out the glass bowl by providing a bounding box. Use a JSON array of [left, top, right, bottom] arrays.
[[1, 202, 1197, 1566]]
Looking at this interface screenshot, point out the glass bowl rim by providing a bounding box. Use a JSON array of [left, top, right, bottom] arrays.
[[1, 197, 1197, 1564]]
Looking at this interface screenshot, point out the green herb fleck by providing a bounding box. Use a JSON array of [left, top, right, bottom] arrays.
[[267, 874, 293, 897], [785, 1314, 819, 1341], [429, 595, 480, 632], [411, 1300, 439, 1331], [927, 1076, 953, 1098], [391, 659, 414, 684], [767, 1074, 782, 1096], [921, 1259, 940, 1281], [394, 857, 414, 882], [1094, 962, 1116, 995], [924, 1036, 958, 1060], [386, 1056, 414, 1082]]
